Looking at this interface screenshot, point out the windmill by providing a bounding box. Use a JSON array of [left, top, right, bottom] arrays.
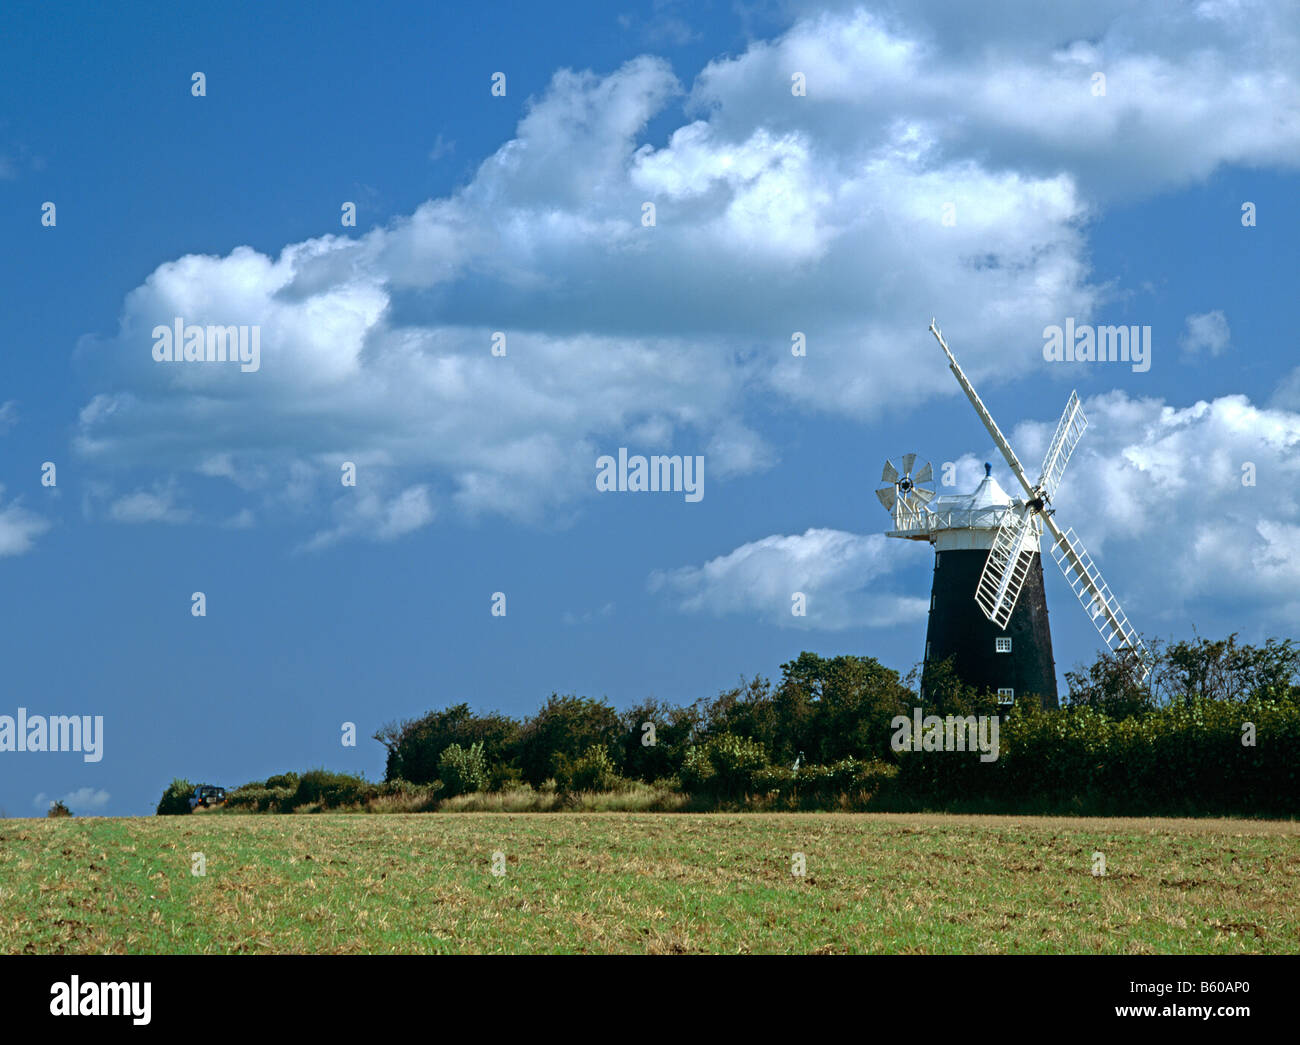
[[927, 320, 1147, 679], [874, 322, 1148, 708]]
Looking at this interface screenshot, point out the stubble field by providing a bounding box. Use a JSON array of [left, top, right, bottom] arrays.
[[1, 812, 1296, 954]]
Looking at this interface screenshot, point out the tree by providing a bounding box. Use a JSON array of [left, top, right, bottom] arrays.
[[696, 675, 793, 761], [1158, 634, 1300, 704], [375, 704, 520, 784], [679, 733, 770, 799], [1064, 642, 1158, 719], [615, 698, 699, 782], [911, 656, 999, 719], [156, 778, 194, 816], [514, 694, 622, 786], [783, 652, 913, 763]]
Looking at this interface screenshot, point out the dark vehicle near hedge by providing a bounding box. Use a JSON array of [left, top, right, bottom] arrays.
[[189, 784, 227, 810]]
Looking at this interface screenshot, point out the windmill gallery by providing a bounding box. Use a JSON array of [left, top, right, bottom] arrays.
[[873, 322, 1149, 707]]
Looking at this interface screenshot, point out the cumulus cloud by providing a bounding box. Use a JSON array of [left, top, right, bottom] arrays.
[[693, 3, 1300, 202], [658, 387, 1300, 633], [70, 2, 1300, 541], [1180, 310, 1231, 356], [649, 527, 929, 629], [1008, 390, 1300, 627]]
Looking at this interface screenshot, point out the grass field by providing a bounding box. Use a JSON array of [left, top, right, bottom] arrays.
[[1, 813, 1297, 954]]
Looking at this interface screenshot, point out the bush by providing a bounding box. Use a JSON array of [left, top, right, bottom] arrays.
[[894, 697, 1300, 815], [438, 742, 489, 797], [290, 769, 377, 809], [366, 781, 440, 813], [679, 733, 770, 799], [378, 778, 425, 798], [263, 772, 300, 790], [752, 758, 898, 807], [750, 764, 794, 793], [46, 800, 72, 818], [225, 784, 295, 813], [557, 744, 623, 792], [223, 772, 303, 812], [679, 745, 715, 794], [156, 778, 194, 816], [489, 764, 524, 791]]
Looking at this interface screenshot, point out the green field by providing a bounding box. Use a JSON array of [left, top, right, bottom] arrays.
[[2, 813, 1297, 954]]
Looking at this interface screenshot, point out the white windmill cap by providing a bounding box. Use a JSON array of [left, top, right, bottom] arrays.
[[968, 463, 1013, 511], [928, 463, 1017, 532]]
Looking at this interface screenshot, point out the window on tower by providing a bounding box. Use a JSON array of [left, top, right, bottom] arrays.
[[996, 637, 1012, 653]]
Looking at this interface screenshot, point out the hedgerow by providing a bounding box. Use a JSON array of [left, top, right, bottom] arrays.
[[158, 636, 1300, 816]]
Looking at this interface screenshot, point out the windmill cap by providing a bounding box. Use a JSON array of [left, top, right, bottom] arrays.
[[929, 470, 1013, 520]]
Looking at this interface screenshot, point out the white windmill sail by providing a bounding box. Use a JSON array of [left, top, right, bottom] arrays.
[[977, 391, 1087, 627], [1037, 391, 1087, 504], [927, 321, 1036, 503], [975, 505, 1037, 629], [1045, 519, 1145, 664]]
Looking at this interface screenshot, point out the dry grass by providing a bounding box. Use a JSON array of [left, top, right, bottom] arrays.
[[225, 783, 685, 815]]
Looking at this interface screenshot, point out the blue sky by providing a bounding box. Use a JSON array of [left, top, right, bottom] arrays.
[[2, 0, 1298, 816]]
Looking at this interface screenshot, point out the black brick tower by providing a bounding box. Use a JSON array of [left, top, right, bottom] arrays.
[[923, 545, 1058, 707]]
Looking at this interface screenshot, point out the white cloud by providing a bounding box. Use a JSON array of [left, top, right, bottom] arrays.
[[300, 484, 436, 552], [1010, 390, 1300, 628], [1180, 310, 1231, 356], [661, 387, 1300, 635], [0, 488, 50, 556], [649, 527, 929, 629], [692, 4, 1300, 202], [70, 3, 1300, 541], [107, 483, 192, 524]]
